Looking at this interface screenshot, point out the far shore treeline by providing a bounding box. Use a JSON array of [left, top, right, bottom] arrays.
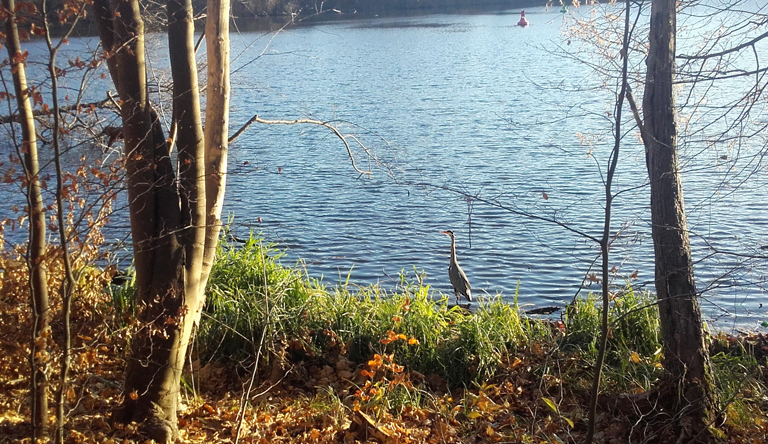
[[52, 0, 548, 36], [217, 0, 547, 19], [213, 0, 544, 18]]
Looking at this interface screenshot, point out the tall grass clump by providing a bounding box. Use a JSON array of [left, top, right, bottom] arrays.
[[710, 341, 768, 431], [562, 287, 663, 390], [312, 287, 552, 386], [199, 234, 554, 387], [200, 235, 320, 364]]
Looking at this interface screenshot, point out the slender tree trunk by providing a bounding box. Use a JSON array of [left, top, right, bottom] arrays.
[[41, 17, 73, 444], [167, 0, 207, 353], [201, 0, 231, 288], [643, 0, 721, 442], [3, 0, 51, 439], [106, 0, 184, 441], [585, 4, 633, 442]]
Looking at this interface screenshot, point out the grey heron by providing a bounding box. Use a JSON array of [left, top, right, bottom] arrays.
[[440, 230, 472, 304]]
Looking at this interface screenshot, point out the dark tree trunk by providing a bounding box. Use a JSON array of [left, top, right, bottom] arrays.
[[3, 0, 51, 438], [91, 0, 229, 441], [642, 0, 721, 442], [103, 0, 185, 442]]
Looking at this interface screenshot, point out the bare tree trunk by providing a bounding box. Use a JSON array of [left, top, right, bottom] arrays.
[[41, 15, 76, 444], [201, 0, 231, 288], [105, 0, 185, 442], [643, 0, 721, 441], [92, 0, 230, 440], [168, 0, 207, 339], [37, 2, 88, 440], [585, 4, 634, 443], [3, 0, 51, 439]]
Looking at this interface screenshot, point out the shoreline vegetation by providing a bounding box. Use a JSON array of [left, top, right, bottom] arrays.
[[67, 0, 550, 36], [210, 0, 547, 22], [2, 235, 767, 442]]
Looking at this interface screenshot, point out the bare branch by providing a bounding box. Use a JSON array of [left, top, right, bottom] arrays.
[[678, 30, 768, 61], [230, 114, 374, 176], [408, 181, 601, 244]]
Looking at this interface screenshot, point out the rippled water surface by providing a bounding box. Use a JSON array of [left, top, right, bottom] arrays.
[[3, 7, 766, 329], [220, 8, 768, 329]]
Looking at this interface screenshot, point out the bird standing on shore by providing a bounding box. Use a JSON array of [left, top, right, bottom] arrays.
[[440, 230, 472, 305]]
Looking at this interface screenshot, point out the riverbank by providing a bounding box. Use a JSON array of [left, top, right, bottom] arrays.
[[1, 236, 766, 442]]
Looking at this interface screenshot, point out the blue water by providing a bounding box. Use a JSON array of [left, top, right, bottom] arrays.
[[2, 5, 766, 330], [221, 7, 768, 330]]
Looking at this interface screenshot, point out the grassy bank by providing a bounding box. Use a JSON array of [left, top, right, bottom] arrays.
[[186, 235, 768, 442], [1, 234, 767, 442], [200, 236, 665, 388]]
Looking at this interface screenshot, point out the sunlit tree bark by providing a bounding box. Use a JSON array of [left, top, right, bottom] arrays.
[[642, 0, 721, 441], [90, 0, 230, 440], [201, 0, 231, 288], [2, 0, 51, 439]]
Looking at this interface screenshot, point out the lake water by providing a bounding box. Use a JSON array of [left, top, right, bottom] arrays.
[[2, 5, 767, 330], [222, 6, 767, 330]]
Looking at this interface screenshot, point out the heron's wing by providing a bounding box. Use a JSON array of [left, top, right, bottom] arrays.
[[451, 264, 471, 298], [460, 269, 472, 301]]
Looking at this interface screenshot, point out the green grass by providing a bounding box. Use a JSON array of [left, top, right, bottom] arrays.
[[561, 286, 664, 392], [199, 234, 554, 388], [105, 233, 768, 431], [710, 342, 768, 430]]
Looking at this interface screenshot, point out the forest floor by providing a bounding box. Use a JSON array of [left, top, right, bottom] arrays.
[[2, 296, 768, 443]]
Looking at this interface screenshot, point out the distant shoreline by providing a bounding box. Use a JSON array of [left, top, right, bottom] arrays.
[[229, 1, 554, 32], [63, 1, 552, 36]]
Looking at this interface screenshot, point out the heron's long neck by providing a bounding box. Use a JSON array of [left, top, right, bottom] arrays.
[[450, 237, 457, 262]]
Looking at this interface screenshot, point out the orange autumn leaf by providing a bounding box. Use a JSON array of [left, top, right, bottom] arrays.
[[368, 354, 383, 369]]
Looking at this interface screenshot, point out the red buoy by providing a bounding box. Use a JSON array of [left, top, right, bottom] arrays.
[[518, 10, 529, 27]]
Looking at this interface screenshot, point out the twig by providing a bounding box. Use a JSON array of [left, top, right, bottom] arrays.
[[229, 114, 373, 175], [0, 97, 114, 125]]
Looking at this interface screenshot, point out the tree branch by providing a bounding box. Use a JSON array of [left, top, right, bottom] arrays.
[[0, 97, 114, 125], [678, 30, 768, 60], [230, 114, 373, 175]]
